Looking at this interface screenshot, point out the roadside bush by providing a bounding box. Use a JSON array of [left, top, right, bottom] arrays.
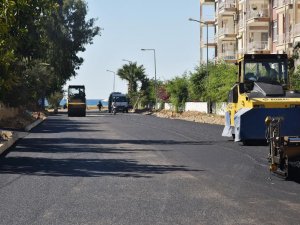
[[290, 65, 300, 90], [188, 63, 211, 101], [166, 75, 189, 112], [205, 61, 237, 102]]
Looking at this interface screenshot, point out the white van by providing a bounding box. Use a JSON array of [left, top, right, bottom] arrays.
[[108, 92, 129, 113]]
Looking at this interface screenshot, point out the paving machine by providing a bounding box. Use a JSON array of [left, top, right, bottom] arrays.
[[222, 54, 300, 143], [265, 116, 300, 178], [67, 85, 86, 117]]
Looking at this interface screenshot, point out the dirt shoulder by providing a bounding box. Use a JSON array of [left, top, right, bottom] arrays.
[[0, 111, 45, 130], [152, 110, 224, 125], [0, 111, 46, 142]]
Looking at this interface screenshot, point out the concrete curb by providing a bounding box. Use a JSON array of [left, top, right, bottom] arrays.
[[24, 118, 45, 132], [0, 132, 27, 155], [0, 117, 46, 155]]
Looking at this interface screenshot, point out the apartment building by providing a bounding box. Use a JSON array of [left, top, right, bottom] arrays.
[[200, 0, 300, 62]]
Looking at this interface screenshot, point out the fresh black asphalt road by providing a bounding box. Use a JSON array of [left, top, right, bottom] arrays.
[[0, 111, 300, 225]]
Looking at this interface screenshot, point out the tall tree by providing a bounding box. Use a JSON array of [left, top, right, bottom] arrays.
[[0, 0, 56, 106], [44, 0, 100, 87], [0, 0, 100, 107], [117, 62, 146, 96]]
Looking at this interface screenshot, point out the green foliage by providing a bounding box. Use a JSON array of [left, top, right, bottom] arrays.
[[0, 0, 100, 107], [44, 0, 100, 86], [188, 63, 209, 101], [186, 61, 237, 103], [1, 60, 56, 108], [117, 62, 149, 107], [47, 91, 64, 109], [166, 75, 189, 112], [205, 62, 237, 102], [290, 65, 300, 91], [139, 78, 155, 108], [289, 42, 300, 90]]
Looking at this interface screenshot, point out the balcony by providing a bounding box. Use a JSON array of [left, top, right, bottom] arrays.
[[218, 0, 237, 15], [246, 9, 269, 24], [218, 51, 237, 62], [217, 27, 236, 40], [248, 41, 270, 53], [294, 23, 300, 37], [275, 0, 294, 12], [201, 37, 217, 48]]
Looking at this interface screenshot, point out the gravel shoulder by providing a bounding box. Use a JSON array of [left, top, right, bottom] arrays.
[[152, 110, 224, 125]]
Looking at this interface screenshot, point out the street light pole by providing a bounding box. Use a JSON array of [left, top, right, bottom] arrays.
[[189, 18, 211, 113], [106, 70, 116, 92], [188, 18, 208, 77], [141, 48, 157, 109]]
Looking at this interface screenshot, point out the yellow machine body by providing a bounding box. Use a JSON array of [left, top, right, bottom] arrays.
[[227, 94, 300, 127], [222, 54, 300, 142]]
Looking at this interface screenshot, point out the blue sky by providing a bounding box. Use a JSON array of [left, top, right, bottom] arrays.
[[65, 0, 213, 99]]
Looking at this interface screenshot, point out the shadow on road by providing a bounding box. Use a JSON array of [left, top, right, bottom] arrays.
[[14, 137, 216, 149], [287, 163, 300, 184], [0, 114, 203, 178], [0, 156, 202, 178], [31, 118, 107, 134], [0, 137, 206, 178]]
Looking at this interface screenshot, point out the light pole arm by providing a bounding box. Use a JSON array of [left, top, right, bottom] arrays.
[[122, 59, 133, 64]]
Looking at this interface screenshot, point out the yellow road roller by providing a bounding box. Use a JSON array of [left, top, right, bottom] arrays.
[[67, 85, 86, 117], [222, 54, 300, 144]]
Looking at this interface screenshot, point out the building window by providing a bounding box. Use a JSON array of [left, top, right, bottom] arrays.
[[273, 20, 278, 42], [262, 33, 268, 42]]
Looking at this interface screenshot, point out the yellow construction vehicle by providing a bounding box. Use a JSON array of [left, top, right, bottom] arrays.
[[265, 116, 300, 178], [67, 85, 86, 117], [222, 54, 300, 143]]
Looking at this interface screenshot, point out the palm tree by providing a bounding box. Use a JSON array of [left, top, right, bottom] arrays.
[[117, 62, 146, 95]]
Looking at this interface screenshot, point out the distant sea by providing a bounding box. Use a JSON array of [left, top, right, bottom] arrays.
[[59, 99, 108, 107]]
